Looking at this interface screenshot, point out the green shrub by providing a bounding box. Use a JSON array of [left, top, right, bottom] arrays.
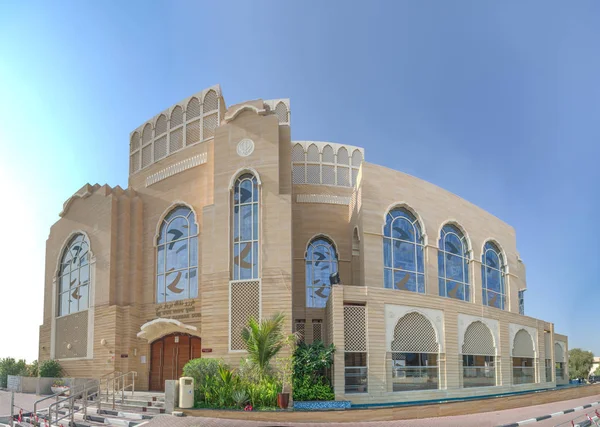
[[0, 358, 28, 387], [39, 360, 62, 378], [232, 390, 249, 408], [183, 358, 225, 385], [292, 375, 335, 401], [27, 360, 39, 377], [245, 377, 280, 408], [292, 341, 335, 401]]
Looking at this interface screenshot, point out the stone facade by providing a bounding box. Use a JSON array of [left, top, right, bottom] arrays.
[[39, 84, 568, 403]]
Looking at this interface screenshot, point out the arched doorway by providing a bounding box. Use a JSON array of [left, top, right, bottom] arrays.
[[149, 334, 201, 391]]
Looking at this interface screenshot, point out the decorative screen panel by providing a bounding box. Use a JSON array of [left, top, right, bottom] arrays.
[[155, 115, 167, 136], [312, 320, 323, 343], [513, 329, 535, 357], [187, 97, 201, 120], [391, 312, 439, 353], [142, 144, 152, 168], [142, 123, 153, 144], [322, 145, 334, 163], [344, 306, 366, 352], [307, 144, 320, 162], [55, 311, 88, 359], [337, 147, 349, 165], [130, 152, 140, 173], [130, 132, 140, 152], [186, 119, 200, 145], [204, 90, 218, 112], [275, 102, 288, 123], [337, 166, 350, 186], [203, 113, 218, 139], [169, 128, 183, 153], [291, 144, 305, 162], [154, 135, 167, 161], [230, 280, 260, 350], [306, 164, 320, 184], [322, 165, 335, 185], [351, 149, 363, 167], [462, 321, 495, 356], [295, 320, 306, 344], [555, 343, 564, 362], [292, 164, 305, 184], [170, 106, 183, 128]]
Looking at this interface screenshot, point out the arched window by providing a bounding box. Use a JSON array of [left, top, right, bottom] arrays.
[[305, 237, 338, 308], [481, 241, 506, 309], [438, 224, 470, 301], [233, 174, 259, 280], [156, 206, 198, 303], [462, 321, 496, 387], [58, 234, 91, 316], [383, 208, 425, 293]]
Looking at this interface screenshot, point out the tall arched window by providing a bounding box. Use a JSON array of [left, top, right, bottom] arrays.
[[233, 173, 259, 280], [58, 234, 91, 316], [383, 208, 425, 293], [306, 237, 338, 307], [156, 206, 198, 303], [438, 224, 470, 301], [481, 241, 506, 309]]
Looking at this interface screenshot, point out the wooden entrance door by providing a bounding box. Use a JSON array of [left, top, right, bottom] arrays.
[[149, 334, 201, 391]]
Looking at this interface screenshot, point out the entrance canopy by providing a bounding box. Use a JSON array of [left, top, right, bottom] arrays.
[[137, 318, 200, 342]]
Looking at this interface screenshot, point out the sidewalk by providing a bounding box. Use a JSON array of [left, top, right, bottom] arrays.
[[141, 393, 600, 427]]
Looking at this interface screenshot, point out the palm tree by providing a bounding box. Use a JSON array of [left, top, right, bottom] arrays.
[[241, 312, 286, 380]]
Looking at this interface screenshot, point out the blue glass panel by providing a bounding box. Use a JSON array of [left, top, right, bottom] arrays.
[[240, 242, 253, 279], [391, 217, 414, 242], [438, 277, 446, 297], [157, 245, 165, 273], [252, 241, 258, 278], [233, 206, 239, 242], [240, 205, 253, 241], [384, 217, 392, 237], [60, 292, 69, 316], [313, 285, 330, 308], [482, 289, 488, 306], [485, 250, 499, 269], [465, 284, 470, 302], [234, 184, 240, 204], [253, 178, 259, 202], [253, 204, 258, 238], [383, 238, 392, 268], [464, 258, 469, 283], [166, 239, 188, 271], [394, 270, 416, 292], [189, 237, 198, 267], [393, 240, 415, 270], [233, 243, 240, 280], [166, 217, 189, 242], [384, 269, 393, 289], [438, 251, 444, 277], [157, 274, 165, 303], [240, 179, 253, 203], [79, 284, 89, 311], [416, 244, 424, 273], [189, 268, 198, 298], [486, 268, 501, 292], [188, 211, 198, 236], [417, 274, 425, 293], [165, 206, 190, 223], [446, 281, 465, 300], [165, 270, 187, 302], [60, 274, 70, 293], [486, 291, 502, 309], [80, 264, 90, 286], [306, 282, 314, 307], [70, 269, 78, 288], [446, 253, 464, 282]]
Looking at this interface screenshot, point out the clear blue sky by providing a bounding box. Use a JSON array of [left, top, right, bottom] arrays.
[[1, 1, 598, 362]]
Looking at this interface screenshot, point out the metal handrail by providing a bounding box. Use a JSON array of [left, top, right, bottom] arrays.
[[102, 371, 137, 410], [32, 378, 98, 419], [45, 380, 101, 427]]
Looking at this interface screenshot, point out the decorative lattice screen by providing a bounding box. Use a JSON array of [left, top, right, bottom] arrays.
[[142, 145, 152, 168], [130, 132, 140, 152], [291, 144, 305, 162], [154, 136, 167, 160], [169, 128, 183, 153], [322, 165, 335, 185], [187, 97, 201, 119], [391, 312, 439, 353], [322, 145, 334, 163], [344, 305, 366, 352], [312, 320, 323, 343], [295, 320, 305, 343], [555, 343, 564, 362], [337, 166, 350, 186], [307, 145, 320, 162], [337, 147, 349, 165], [230, 280, 260, 351], [513, 329, 534, 357], [142, 123, 153, 144], [292, 165, 305, 184], [204, 90, 218, 112], [203, 113, 218, 139], [130, 152, 140, 173], [462, 321, 495, 356], [155, 115, 167, 136], [170, 106, 183, 128], [306, 164, 320, 184], [186, 119, 201, 145], [55, 310, 88, 359], [351, 150, 363, 167], [275, 102, 288, 123]]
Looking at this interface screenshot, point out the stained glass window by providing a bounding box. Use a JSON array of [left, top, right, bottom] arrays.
[[306, 237, 338, 307], [438, 224, 470, 301], [481, 241, 506, 310], [518, 290, 525, 315], [233, 174, 259, 280], [58, 234, 90, 316], [156, 206, 198, 303], [383, 208, 425, 293]]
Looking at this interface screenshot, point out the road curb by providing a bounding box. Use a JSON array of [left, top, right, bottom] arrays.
[[496, 401, 600, 427]]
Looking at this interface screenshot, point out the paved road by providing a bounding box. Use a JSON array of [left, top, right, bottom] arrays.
[[141, 393, 600, 427], [0, 390, 54, 417]]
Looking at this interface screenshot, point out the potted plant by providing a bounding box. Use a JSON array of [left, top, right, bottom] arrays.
[[275, 334, 297, 410], [51, 380, 69, 395]]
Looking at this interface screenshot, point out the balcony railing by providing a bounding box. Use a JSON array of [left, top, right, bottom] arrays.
[[513, 367, 535, 384], [392, 366, 439, 391], [463, 366, 496, 388]]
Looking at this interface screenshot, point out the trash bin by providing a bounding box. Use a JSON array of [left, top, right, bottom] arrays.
[[179, 377, 194, 409]]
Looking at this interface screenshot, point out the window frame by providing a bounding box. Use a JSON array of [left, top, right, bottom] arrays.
[[481, 241, 506, 310], [438, 224, 470, 302], [305, 236, 339, 308], [57, 233, 91, 317], [232, 173, 260, 281]]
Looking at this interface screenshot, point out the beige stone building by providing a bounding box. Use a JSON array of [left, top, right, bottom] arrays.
[[39, 84, 569, 403]]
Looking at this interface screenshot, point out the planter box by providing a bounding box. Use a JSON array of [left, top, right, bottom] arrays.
[[293, 400, 351, 410], [51, 386, 70, 395]]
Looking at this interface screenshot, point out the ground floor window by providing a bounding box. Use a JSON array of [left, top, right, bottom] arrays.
[[555, 362, 564, 380], [512, 357, 535, 384], [545, 359, 552, 382], [463, 355, 496, 387], [345, 352, 368, 393], [391, 352, 438, 391]]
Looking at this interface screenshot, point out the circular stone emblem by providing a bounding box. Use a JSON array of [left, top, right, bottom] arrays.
[[237, 138, 255, 157]]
